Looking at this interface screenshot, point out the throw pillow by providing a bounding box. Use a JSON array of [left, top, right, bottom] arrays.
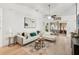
[[30, 32, 37, 37]]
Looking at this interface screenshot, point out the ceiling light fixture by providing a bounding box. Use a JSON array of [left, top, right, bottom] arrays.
[[48, 4, 51, 19]]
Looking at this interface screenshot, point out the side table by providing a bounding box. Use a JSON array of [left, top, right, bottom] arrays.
[[8, 36, 17, 46]]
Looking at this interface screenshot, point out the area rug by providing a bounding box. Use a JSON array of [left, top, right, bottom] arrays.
[[23, 41, 56, 55]]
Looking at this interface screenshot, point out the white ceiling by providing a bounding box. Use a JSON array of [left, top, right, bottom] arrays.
[[0, 3, 76, 19], [17, 3, 76, 16]]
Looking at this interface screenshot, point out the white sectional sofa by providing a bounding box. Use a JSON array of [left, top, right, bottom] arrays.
[[16, 31, 57, 46]]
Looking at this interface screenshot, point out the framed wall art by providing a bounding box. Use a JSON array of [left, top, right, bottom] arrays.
[[24, 17, 36, 28]]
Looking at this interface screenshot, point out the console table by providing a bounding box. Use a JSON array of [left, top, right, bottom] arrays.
[[8, 36, 17, 46], [71, 33, 79, 55]]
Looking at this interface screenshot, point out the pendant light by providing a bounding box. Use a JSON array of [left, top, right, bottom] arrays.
[[48, 4, 51, 19]]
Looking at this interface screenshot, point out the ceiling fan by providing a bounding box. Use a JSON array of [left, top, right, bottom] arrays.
[[43, 4, 57, 20]]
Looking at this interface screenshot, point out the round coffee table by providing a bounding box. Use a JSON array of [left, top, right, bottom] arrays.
[[34, 37, 45, 50]]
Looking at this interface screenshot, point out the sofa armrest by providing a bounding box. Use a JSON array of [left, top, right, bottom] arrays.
[[16, 35, 25, 46]]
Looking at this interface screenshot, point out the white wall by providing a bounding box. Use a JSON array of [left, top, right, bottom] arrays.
[[61, 15, 76, 36], [1, 4, 43, 46], [0, 8, 3, 47], [2, 8, 24, 46]]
